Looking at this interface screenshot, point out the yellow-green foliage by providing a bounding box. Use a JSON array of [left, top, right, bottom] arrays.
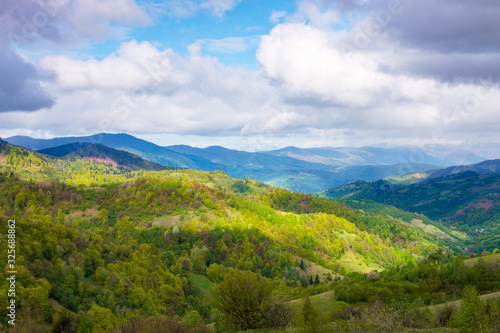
[[0, 145, 444, 330]]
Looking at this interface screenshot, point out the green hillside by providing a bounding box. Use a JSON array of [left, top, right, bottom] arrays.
[[2, 142, 500, 332], [322, 171, 500, 251], [0, 142, 443, 329], [336, 199, 466, 247]]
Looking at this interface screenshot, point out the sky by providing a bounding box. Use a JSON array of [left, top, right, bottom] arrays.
[[0, 0, 499, 151]]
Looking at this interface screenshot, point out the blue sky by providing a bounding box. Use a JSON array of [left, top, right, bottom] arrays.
[[86, 0, 296, 68], [1, 0, 499, 150]]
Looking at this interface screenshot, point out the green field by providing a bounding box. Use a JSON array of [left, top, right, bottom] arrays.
[[288, 290, 337, 316], [338, 251, 385, 274], [187, 273, 214, 292], [463, 253, 500, 267]]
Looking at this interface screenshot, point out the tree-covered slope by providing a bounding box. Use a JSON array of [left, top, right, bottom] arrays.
[[322, 170, 500, 251], [40, 143, 169, 172], [38, 142, 93, 157], [4, 141, 500, 332], [0, 144, 449, 330], [337, 199, 466, 246], [0, 139, 136, 186]]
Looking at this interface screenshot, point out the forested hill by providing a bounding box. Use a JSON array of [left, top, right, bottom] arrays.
[[3, 141, 500, 332], [39, 143, 169, 172], [322, 169, 500, 251], [0, 139, 452, 331], [0, 140, 149, 185]]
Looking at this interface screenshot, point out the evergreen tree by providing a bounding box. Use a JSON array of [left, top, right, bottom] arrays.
[[455, 286, 488, 333], [300, 296, 321, 333]]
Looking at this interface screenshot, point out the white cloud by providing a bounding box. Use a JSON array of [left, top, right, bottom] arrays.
[[1, 0, 151, 45], [199, 0, 241, 17], [30, 40, 282, 136], [287, 1, 340, 27], [63, 0, 151, 39], [256, 16, 500, 144]]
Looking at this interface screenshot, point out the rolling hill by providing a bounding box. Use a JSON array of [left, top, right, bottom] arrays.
[[321, 162, 500, 251], [167, 144, 442, 192], [4, 138, 500, 332]]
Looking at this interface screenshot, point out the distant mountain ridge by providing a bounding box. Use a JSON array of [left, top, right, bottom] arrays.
[[261, 146, 457, 167], [7, 133, 221, 170], [8, 133, 493, 193], [422, 159, 500, 181]]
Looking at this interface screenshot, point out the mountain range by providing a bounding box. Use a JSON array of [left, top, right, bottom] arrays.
[[4, 133, 495, 193]]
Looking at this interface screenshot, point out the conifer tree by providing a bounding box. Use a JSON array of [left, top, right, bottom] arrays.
[[300, 296, 321, 333], [455, 286, 488, 333]]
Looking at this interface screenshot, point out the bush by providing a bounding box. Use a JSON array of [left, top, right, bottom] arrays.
[[435, 304, 456, 327]]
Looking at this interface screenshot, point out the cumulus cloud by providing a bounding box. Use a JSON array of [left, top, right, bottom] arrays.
[[300, 0, 500, 84], [286, 1, 340, 27], [0, 40, 54, 112], [1, 0, 150, 45], [270, 10, 287, 24], [256, 17, 500, 143], [28, 40, 282, 136], [0, 0, 151, 112]]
